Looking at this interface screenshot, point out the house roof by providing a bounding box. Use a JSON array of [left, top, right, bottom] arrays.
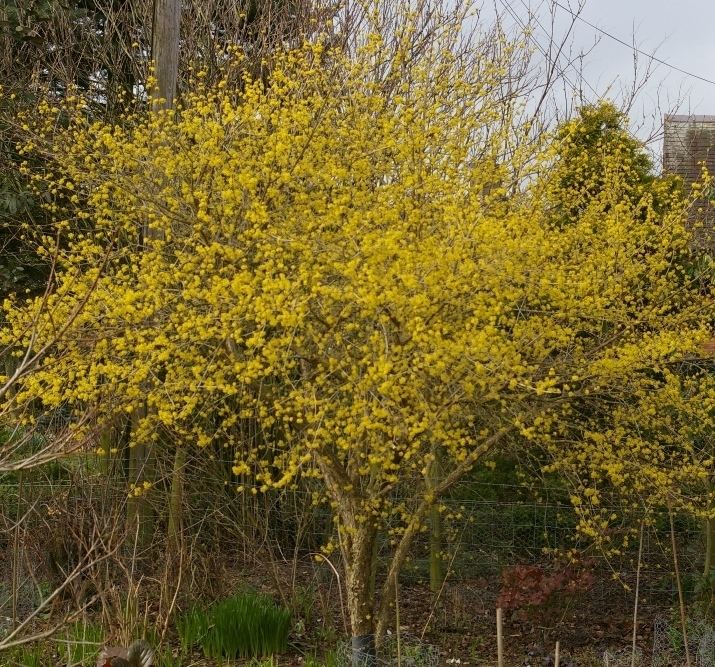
[[663, 114, 715, 183], [664, 114, 715, 123], [662, 114, 715, 248]]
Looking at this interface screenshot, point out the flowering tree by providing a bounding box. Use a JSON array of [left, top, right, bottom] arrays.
[[1, 20, 713, 660]]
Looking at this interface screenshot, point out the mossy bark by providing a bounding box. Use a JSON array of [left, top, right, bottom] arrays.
[[345, 523, 378, 667]]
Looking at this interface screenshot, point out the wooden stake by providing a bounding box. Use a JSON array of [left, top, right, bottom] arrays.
[[670, 506, 692, 667], [496, 608, 504, 667], [554, 641, 560, 667], [631, 522, 644, 667]]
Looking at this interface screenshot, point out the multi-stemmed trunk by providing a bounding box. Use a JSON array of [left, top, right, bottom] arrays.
[[332, 429, 511, 664], [340, 505, 436, 666]]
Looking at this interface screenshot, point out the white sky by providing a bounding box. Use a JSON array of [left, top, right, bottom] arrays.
[[494, 0, 715, 146]]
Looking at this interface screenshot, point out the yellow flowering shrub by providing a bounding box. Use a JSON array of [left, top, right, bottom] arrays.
[[1, 33, 713, 639]]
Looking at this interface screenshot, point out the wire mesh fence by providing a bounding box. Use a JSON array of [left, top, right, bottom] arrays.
[[0, 481, 701, 579], [0, 463, 709, 660]]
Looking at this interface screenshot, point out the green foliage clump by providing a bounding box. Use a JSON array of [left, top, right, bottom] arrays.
[[176, 591, 291, 659], [154, 650, 183, 667], [6, 644, 43, 667], [62, 620, 104, 666], [175, 604, 207, 654]]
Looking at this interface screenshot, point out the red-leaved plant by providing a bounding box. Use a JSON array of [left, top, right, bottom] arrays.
[[497, 562, 595, 615]]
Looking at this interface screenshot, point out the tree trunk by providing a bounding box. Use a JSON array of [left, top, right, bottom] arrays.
[[368, 530, 379, 602], [376, 512, 425, 643], [344, 522, 378, 667]]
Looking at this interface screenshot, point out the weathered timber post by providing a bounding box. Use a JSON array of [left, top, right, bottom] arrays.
[[127, 0, 181, 551]]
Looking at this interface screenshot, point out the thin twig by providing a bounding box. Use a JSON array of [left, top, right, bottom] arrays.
[[310, 553, 348, 636]]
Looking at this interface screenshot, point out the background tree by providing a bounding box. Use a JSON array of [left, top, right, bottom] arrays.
[[537, 102, 715, 572], [546, 101, 683, 226]]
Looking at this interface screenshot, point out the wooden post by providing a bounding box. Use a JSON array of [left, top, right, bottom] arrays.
[[151, 0, 181, 110], [166, 446, 186, 554], [127, 0, 182, 554], [127, 404, 154, 551], [554, 641, 560, 667], [496, 608, 504, 667]]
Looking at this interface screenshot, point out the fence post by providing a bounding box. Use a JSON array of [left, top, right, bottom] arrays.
[[496, 607, 504, 667]]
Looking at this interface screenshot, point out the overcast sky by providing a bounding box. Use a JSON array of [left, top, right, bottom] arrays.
[[495, 0, 715, 146]]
